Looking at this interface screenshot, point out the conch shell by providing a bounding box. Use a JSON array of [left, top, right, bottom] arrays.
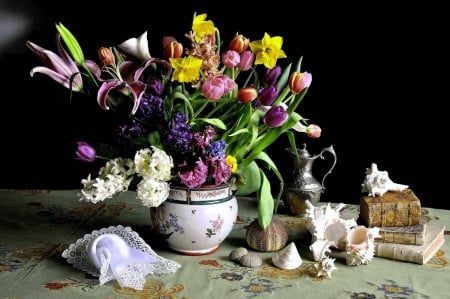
[[345, 225, 380, 266], [305, 200, 357, 261], [361, 163, 408, 197]]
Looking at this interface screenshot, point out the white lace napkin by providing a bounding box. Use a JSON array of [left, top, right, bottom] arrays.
[[62, 225, 181, 290]]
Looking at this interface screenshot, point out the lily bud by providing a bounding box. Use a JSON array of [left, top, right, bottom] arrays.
[[75, 142, 96, 163], [229, 34, 250, 53], [263, 105, 288, 128], [237, 87, 258, 103], [306, 124, 321, 138], [98, 47, 115, 67], [164, 40, 184, 59], [289, 71, 312, 94]]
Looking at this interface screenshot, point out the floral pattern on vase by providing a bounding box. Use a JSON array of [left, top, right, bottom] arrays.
[[150, 184, 238, 255]]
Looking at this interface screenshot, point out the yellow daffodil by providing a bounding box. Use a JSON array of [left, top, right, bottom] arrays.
[[226, 155, 238, 173], [192, 12, 215, 42], [250, 32, 287, 69], [170, 56, 203, 83]]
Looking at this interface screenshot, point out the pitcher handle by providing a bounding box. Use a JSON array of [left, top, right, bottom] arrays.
[[319, 145, 337, 191]]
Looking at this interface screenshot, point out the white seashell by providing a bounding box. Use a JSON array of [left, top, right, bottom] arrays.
[[315, 256, 338, 278], [361, 163, 408, 197], [323, 220, 348, 250], [305, 200, 357, 244], [345, 226, 379, 266], [310, 239, 332, 262], [346, 226, 370, 251], [272, 242, 303, 270]]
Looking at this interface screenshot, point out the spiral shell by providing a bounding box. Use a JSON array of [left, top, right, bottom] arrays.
[[245, 216, 288, 252]]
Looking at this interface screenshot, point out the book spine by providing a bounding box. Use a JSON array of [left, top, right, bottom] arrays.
[[374, 243, 424, 264]]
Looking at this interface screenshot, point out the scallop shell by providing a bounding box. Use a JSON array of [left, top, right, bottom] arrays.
[[245, 216, 288, 252], [229, 247, 248, 262], [272, 242, 303, 270], [239, 253, 263, 267]]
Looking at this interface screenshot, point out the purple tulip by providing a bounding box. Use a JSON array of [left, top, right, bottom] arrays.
[[75, 142, 96, 163], [259, 85, 279, 106], [263, 65, 282, 86], [263, 105, 288, 128]]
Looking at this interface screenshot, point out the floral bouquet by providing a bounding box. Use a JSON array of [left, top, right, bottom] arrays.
[[26, 12, 320, 229]]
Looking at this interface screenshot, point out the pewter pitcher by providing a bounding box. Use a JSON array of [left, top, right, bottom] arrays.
[[282, 144, 337, 216]]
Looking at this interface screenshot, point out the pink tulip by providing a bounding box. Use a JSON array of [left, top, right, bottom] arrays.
[[202, 77, 225, 100]]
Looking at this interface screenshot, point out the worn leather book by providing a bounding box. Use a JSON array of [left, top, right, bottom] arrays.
[[360, 189, 421, 227], [376, 223, 426, 245], [374, 224, 445, 265]]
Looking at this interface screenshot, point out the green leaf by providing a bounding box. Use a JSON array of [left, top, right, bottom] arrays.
[[276, 63, 292, 92], [194, 118, 227, 129], [254, 151, 284, 211], [295, 56, 303, 73], [235, 160, 261, 195], [257, 171, 274, 229]]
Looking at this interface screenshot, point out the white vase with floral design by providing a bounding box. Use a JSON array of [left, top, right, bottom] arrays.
[[150, 184, 238, 255]]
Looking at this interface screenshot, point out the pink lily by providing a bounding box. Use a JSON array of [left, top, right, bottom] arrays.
[[91, 58, 171, 114], [26, 34, 83, 92]]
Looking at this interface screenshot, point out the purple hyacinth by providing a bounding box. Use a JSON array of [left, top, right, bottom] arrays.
[[163, 111, 194, 155], [137, 94, 165, 124], [208, 140, 227, 160]]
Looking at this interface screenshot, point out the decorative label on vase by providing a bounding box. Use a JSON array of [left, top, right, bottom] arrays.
[[168, 184, 233, 204]]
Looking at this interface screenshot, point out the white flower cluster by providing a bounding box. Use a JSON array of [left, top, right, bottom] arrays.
[[79, 146, 174, 207]]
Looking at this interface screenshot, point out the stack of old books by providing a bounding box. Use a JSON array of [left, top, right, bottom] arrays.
[[359, 189, 445, 264]]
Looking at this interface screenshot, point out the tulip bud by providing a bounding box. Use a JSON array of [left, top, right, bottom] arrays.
[[289, 71, 312, 94], [221, 50, 240, 68], [202, 76, 225, 100], [75, 142, 96, 163], [164, 40, 184, 59], [263, 65, 282, 86], [238, 51, 255, 71], [258, 85, 279, 106], [237, 87, 258, 103], [217, 75, 236, 94], [263, 105, 288, 128], [229, 34, 250, 53], [98, 47, 115, 67], [306, 124, 321, 138]]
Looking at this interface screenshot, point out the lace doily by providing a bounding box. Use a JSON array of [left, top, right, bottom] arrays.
[[62, 225, 182, 290]]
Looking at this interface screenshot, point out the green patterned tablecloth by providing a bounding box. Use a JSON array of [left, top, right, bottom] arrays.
[[0, 189, 448, 299]]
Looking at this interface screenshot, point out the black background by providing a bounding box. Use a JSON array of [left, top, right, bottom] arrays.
[[1, 1, 448, 209]]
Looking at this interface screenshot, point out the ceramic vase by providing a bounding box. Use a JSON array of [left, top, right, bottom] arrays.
[[150, 184, 238, 255]]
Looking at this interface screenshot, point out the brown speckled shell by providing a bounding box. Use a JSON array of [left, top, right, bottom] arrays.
[[245, 216, 288, 252]]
